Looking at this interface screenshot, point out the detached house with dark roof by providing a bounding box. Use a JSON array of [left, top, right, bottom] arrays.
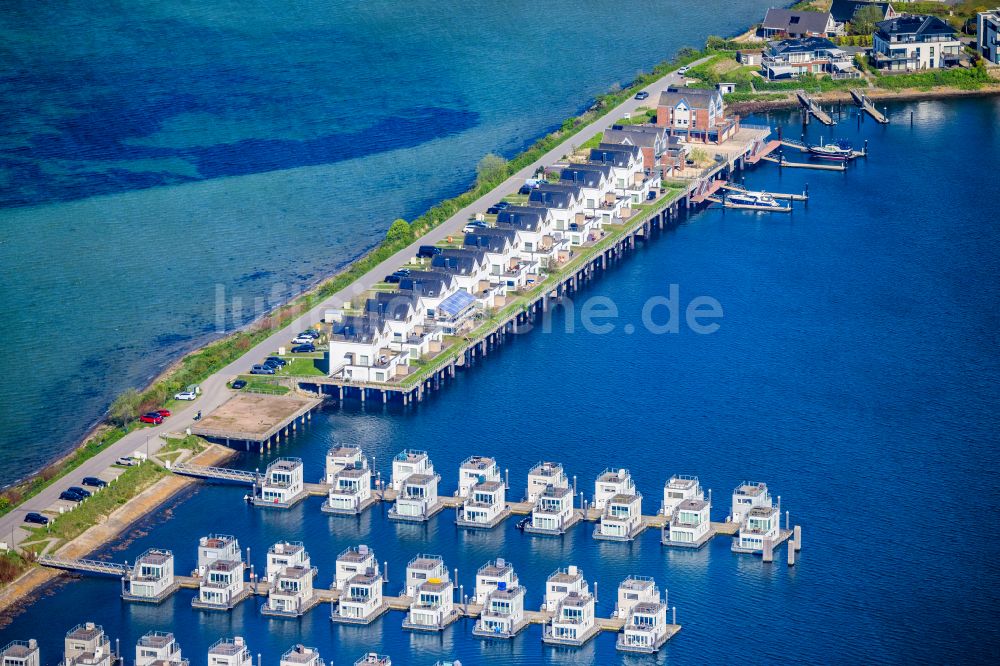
[[762, 37, 859, 80], [872, 14, 961, 71], [760, 9, 842, 38], [656, 86, 738, 144], [829, 1, 896, 27]]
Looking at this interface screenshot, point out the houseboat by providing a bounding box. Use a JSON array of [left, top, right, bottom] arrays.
[[456, 479, 509, 529], [662, 475, 703, 517], [617, 601, 671, 654], [122, 548, 178, 603], [323, 461, 374, 515], [262, 564, 319, 617], [733, 504, 783, 554], [279, 645, 323, 666], [0, 640, 39, 666], [254, 458, 305, 508], [594, 468, 635, 510], [354, 655, 391, 666], [325, 445, 365, 484], [135, 632, 186, 666], [331, 571, 388, 625], [457, 456, 500, 497], [542, 565, 588, 611], [474, 559, 519, 604], [63, 624, 115, 666], [207, 638, 251, 666], [472, 583, 528, 639], [731, 481, 772, 524], [613, 576, 661, 619], [524, 484, 577, 535], [542, 590, 598, 647], [525, 461, 568, 503], [192, 534, 247, 611], [402, 577, 458, 632], [595, 492, 645, 541], [334, 545, 378, 591], [390, 449, 434, 491], [265, 542, 310, 583], [664, 498, 713, 548], [388, 472, 444, 521], [403, 554, 449, 598]]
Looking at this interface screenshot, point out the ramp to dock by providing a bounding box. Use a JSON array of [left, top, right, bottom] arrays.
[[38, 555, 127, 576], [796, 91, 835, 126], [170, 462, 259, 484], [850, 89, 888, 124]]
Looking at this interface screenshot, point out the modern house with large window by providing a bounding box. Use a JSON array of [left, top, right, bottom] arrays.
[[977, 8, 1000, 64], [871, 14, 961, 71], [762, 37, 859, 79]]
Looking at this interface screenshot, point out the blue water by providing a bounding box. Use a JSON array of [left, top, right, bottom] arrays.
[[2, 99, 998, 663], [0, 0, 779, 485]]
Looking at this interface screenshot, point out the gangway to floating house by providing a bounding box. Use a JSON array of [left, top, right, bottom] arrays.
[[850, 89, 888, 124], [170, 461, 260, 485], [38, 555, 127, 576], [795, 91, 835, 126]]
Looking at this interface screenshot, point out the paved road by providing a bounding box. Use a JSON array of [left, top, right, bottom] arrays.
[[0, 61, 702, 550]]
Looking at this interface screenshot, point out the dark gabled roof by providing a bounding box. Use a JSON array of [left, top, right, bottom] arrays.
[[590, 143, 641, 167], [658, 86, 721, 110], [603, 124, 666, 149], [397, 271, 453, 298], [365, 290, 417, 321], [769, 36, 840, 55], [876, 14, 956, 39], [464, 227, 515, 253], [432, 251, 481, 276], [332, 314, 387, 343], [529, 183, 582, 209], [560, 163, 611, 188], [496, 206, 545, 231], [829, 0, 893, 25], [762, 8, 833, 34]]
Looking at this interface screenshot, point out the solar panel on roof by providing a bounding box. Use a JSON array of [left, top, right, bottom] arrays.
[[438, 290, 476, 318]]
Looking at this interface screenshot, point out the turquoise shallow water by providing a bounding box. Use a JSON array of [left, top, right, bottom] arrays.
[[0, 0, 777, 484], [1, 100, 998, 663]]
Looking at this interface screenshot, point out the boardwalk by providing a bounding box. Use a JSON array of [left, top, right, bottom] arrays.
[[850, 89, 889, 124], [796, 91, 835, 126]]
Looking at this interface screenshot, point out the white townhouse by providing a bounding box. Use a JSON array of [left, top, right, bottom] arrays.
[[430, 247, 501, 306], [326, 312, 406, 383], [464, 227, 533, 291], [589, 142, 653, 202], [495, 206, 567, 269], [528, 183, 591, 245], [364, 290, 442, 362]]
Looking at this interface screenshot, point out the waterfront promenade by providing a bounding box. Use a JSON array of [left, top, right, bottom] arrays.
[[0, 59, 704, 552]]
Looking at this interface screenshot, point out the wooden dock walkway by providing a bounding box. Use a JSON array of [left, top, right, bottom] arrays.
[[850, 89, 889, 124], [796, 91, 835, 126]]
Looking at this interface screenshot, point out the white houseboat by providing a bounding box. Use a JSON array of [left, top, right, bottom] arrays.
[[472, 583, 528, 639], [456, 479, 509, 529], [332, 571, 388, 625], [542, 590, 598, 647], [403, 577, 457, 631], [664, 498, 714, 548], [135, 632, 186, 666], [457, 456, 500, 497], [525, 461, 567, 503], [391, 449, 434, 491], [524, 485, 577, 535], [207, 638, 251, 666], [403, 554, 448, 598], [542, 566, 588, 611], [323, 462, 374, 515], [193, 534, 246, 611], [733, 505, 782, 554], [1, 640, 39, 666], [123, 548, 178, 603], [254, 458, 305, 508], [388, 472, 444, 521], [595, 492, 645, 541], [474, 559, 519, 604], [617, 601, 671, 654], [325, 445, 365, 484], [197, 534, 241, 574], [661, 475, 703, 517], [594, 468, 635, 510], [334, 545, 378, 591], [266, 542, 311, 582], [354, 655, 391, 666], [279, 645, 323, 666], [63, 624, 114, 666], [262, 564, 319, 617], [731, 481, 772, 524]]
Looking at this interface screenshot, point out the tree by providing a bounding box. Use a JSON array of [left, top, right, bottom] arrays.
[[109, 388, 142, 427], [849, 4, 885, 36], [476, 153, 508, 187], [385, 218, 413, 246]]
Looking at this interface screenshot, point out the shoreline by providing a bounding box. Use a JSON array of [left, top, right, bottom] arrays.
[[728, 84, 1000, 115], [0, 443, 235, 620]]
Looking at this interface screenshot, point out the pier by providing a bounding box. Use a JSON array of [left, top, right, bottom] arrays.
[[850, 89, 889, 124], [191, 393, 321, 451], [761, 155, 847, 172], [796, 91, 835, 126]]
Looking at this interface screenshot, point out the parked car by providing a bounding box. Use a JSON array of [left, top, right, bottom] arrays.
[[464, 221, 489, 233], [139, 412, 164, 424], [82, 476, 108, 488], [678, 65, 689, 75], [291, 335, 313, 345], [231, 379, 247, 390], [116, 456, 137, 466], [60, 490, 84, 502], [263, 358, 282, 368], [250, 365, 276, 375], [157, 409, 171, 418], [647, 190, 657, 200], [518, 185, 532, 195], [23, 512, 49, 525], [634, 91, 649, 100], [174, 389, 197, 400], [384, 274, 402, 284], [67, 486, 91, 498], [265, 356, 287, 367], [417, 245, 442, 259], [299, 330, 320, 339], [290, 343, 315, 353]]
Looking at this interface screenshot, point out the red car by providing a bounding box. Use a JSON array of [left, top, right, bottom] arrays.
[[139, 412, 164, 425], [157, 409, 171, 418]]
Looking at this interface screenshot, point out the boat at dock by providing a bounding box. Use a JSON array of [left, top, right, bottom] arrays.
[[724, 190, 787, 211], [806, 139, 855, 161]]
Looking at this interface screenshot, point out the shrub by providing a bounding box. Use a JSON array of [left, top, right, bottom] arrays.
[[476, 154, 508, 187]]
